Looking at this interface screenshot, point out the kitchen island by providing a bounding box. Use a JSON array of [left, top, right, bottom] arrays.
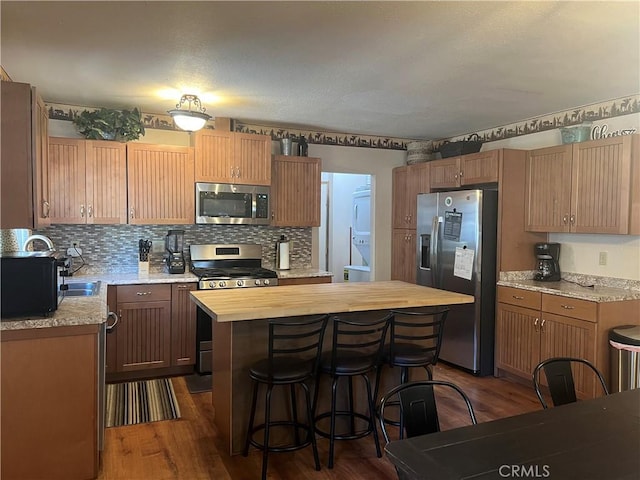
[[190, 280, 474, 455]]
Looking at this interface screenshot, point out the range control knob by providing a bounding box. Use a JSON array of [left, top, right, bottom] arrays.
[[236, 280, 244, 287], [208, 281, 215, 289], [264, 279, 270, 286], [255, 279, 261, 286], [218, 281, 226, 288]]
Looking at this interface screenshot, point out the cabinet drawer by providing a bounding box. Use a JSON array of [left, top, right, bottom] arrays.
[[116, 284, 171, 303], [542, 294, 597, 322], [497, 286, 541, 310]]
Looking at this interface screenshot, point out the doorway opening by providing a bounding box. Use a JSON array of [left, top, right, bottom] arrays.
[[319, 173, 372, 283]]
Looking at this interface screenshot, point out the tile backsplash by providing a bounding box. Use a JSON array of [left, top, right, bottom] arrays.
[[36, 225, 312, 274]]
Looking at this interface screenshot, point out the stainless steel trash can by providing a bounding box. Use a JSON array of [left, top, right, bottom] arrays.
[[609, 325, 640, 392]]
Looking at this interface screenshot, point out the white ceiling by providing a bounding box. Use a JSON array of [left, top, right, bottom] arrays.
[[2, 1, 639, 140]]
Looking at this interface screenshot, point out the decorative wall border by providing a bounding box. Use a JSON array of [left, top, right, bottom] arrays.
[[434, 94, 640, 150], [46, 93, 639, 152]]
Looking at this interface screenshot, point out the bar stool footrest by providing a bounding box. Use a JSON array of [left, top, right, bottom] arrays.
[[314, 411, 375, 440], [246, 421, 314, 453]]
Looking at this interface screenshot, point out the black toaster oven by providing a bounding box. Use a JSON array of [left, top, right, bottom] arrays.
[[0, 251, 68, 318]]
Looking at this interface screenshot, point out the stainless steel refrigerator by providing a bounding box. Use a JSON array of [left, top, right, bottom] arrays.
[[416, 189, 498, 376]]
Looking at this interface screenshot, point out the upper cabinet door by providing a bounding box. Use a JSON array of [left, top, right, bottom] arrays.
[[194, 129, 234, 182], [85, 140, 127, 224], [525, 145, 573, 232], [271, 155, 321, 227], [570, 136, 633, 234], [127, 143, 194, 224], [460, 150, 499, 185], [234, 133, 271, 185], [48, 137, 87, 224], [429, 158, 461, 189]]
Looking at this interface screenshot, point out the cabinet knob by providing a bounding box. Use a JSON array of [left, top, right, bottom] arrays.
[[80, 204, 85, 217], [563, 215, 569, 224], [534, 318, 539, 332], [459, 171, 463, 177], [88, 205, 93, 218], [569, 214, 575, 225], [130, 207, 135, 219], [43, 200, 50, 218], [236, 167, 241, 177], [540, 318, 546, 332]]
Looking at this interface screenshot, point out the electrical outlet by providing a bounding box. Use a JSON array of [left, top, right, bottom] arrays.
[[70, 240, 80, 248], [152, 239, 164, 253], [67, 246, 83, 257], [598, 251, 607, 266]]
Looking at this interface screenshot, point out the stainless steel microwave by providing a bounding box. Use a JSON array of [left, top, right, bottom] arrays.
[[195, 182, 270, 225]]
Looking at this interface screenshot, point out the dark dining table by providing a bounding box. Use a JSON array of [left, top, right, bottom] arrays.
[[384, 388, 640, 480]]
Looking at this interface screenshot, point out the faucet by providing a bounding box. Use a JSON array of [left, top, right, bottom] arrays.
[[22, 234, 55, 252]]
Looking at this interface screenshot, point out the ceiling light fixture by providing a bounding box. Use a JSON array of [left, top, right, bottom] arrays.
[[168, 94, 212, 132]]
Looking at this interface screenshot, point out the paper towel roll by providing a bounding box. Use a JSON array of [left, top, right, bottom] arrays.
[[278, 241, 290, 270]]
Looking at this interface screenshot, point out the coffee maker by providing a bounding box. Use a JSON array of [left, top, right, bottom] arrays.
[[534, 242, 561, 281], [164, 229, 185, 274]]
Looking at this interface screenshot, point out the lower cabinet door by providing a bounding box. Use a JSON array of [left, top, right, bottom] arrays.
[[171, 283, 197, 366], [495, 303, 541, 378], [539, 312, 597, 399], [115, 300, 172, 371]]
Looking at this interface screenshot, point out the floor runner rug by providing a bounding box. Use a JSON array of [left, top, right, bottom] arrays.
[[106, 378, 181, 427]]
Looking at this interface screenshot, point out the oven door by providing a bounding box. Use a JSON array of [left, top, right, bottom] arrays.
[[195, 183, 270, 225]]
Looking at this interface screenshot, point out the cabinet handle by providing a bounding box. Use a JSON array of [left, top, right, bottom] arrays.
[[235, 167, 241, 177], [130, 207, 135, 219], [512, 295, 524, 300], [136, 291, 152, 296], [459, 171, 463, 177], [80, 204, 85, 217], [563, 215, 569, 224], [106, 311, 119, 333], [569, 214, 575, 225], [534, 318, 539, 332], [88, 205, 93, 217], [454, 173, 459, 179], [43, 200, 50, 218], [177, 285, 190, 290], [540, 318, 546, 332], [560, 304, 575, 310]]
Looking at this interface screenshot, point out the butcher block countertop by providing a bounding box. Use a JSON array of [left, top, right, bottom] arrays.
[[191, 280, 474, 322]]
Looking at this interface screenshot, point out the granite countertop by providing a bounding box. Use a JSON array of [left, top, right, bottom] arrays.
[[497, 279, 640, 302], [1, 268, 333, 331]]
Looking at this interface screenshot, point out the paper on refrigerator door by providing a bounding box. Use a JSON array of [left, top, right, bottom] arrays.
[[454, 247, 474, 280]]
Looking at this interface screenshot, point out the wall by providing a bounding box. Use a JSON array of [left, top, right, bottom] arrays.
[[484, 113, 640, 280], [310, 143, 406, 281]]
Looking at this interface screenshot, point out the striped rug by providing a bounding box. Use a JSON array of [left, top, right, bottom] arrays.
[[106, 378, 181, 427]]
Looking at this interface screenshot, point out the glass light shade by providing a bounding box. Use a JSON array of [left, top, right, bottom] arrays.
[[169, 110, 210, 132]]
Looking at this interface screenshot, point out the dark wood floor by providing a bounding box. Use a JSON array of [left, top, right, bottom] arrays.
[[99, 364, 542, 480]]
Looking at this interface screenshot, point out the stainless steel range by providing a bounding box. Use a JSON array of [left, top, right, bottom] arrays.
[[190, 243, 279, 374], [190, 244, 279, 289]]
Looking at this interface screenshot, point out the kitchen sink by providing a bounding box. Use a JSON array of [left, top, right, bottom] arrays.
[[60, 281, 101, 297]]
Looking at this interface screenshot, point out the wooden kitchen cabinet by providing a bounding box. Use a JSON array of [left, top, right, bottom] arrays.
[[115, 284, 172, 372], [171, 283, 198, 367], [194, 129, 271, 185], [429, 150, 499, 189], [391, 228, 416, 283], [496, 285, 639, 397], [271, 155, 321, 226], [278, 276, 332, 286], [1, 82, 50, 229], [48, 137, 127, 224], [127, 143, 194, 224], [392, 163, 429, 229], [1, 324, 99, 480], [525, 135, 639, 234]]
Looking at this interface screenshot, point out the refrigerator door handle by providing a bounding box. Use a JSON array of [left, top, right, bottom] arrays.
[[430, 216, 442, 287]]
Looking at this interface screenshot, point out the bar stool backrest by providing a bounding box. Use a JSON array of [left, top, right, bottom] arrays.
[[388, 308, 449, 366], [328, 312, 392, 373], [532, 356, 609, 409], [268, 314, 330, 378]]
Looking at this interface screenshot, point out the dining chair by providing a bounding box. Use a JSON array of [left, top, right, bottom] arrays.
[[243, 314, 329, 480], [532, 356, 609, 409], [313, 311, 392, 469], [378, 380, 478, 444]]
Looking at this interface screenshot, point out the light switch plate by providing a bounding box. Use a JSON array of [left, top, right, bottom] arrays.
[[598, 251, 607, 266]]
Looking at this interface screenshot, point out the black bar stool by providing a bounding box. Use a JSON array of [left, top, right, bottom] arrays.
[[243, 314, 329, 480], [313, 312, 392, 469], [374, 307, 449, 429]]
